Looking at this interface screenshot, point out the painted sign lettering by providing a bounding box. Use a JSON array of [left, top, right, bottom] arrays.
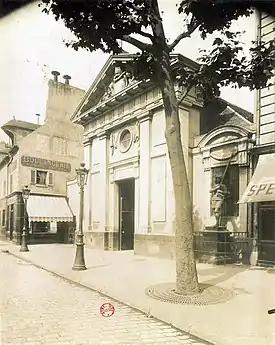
[[245, 183, 275, 197], [21, 156, 71, 173]]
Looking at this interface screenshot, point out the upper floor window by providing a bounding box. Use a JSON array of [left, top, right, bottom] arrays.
[[31, 170, 54, 186], [119, 129, 132, 153]]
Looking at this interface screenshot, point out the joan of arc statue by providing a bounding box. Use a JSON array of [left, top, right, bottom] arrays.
[[210, 176, 230, 227]]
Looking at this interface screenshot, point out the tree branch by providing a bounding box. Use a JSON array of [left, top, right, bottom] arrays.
[[121, 35, 151, 52], [137, 30, 154, 41], [168, 21, 199, 52], [178, 84, 193, 104]]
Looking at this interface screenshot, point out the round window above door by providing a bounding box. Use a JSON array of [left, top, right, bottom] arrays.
[[119, 129, 132, 153]]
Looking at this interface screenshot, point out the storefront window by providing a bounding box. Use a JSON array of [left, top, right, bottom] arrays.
[[49, 222, 57, 234], [2, 210, 5, 226], [211, 165, 239, 217], [31, 222, 51, 233]]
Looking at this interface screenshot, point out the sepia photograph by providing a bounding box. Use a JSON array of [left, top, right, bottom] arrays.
[[0, 1, 275, 344]]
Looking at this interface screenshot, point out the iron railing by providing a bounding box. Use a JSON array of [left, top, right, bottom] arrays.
[[193, 231, 252, 265]]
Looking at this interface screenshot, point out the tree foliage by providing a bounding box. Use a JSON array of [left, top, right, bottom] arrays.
[[181, 0, 275, 38], [39, 0, 274, 103]]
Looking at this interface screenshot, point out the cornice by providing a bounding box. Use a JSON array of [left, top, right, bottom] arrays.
[[73, 79, 154, 125], [82, 138, 92, 146], [136, 110, 153, 122]]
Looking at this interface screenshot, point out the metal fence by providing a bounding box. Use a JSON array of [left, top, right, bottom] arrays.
[[193, 231, 252, 265]]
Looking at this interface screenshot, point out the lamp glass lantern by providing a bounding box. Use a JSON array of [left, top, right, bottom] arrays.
[[76, 163, 89, 187], [22, 185, 31, 202]]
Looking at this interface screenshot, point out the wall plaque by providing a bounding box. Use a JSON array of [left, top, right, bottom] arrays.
[[21, 156, 71, 172]]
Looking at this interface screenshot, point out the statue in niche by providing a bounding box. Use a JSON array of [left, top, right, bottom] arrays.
[[101, 86, 113, 102], [101, 67, 135, 102], [124, 70, 135, 86], [210, 176, 230, 228], [113, 66, 127, 94]]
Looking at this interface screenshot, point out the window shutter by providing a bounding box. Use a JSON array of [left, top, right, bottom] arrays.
[[31, 170, 36, 184], [48, 172, 54, 186]]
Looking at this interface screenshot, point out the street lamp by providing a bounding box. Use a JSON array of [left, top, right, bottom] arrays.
[[72, 162, 89, 270], [20, 185, 31, 252]]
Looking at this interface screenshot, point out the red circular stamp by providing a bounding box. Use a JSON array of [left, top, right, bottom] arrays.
[[100, 303, 115, 317]]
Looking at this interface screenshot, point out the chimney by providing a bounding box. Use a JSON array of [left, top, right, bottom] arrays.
[[63, 75, 71, 85], [51, 70, 60, 82], [35, 113, 40, 125]]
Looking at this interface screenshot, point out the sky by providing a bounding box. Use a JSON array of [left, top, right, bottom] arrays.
[[0, 0, 257, 142]]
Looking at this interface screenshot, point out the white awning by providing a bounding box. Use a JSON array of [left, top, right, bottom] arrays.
[[239, 153, 275, 203], [27, 195, 74, 222]]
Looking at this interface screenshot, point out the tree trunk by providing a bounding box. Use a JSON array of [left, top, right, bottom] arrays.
[[159, 51, 200, 295], [148, 0, 199, 295]]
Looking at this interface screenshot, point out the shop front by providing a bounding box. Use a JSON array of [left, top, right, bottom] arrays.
[[239, 152, 275, 266], [26, 194, 75, 244]]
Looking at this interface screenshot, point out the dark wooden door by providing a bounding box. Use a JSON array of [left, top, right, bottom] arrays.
[[9, 205, 14, 241], [258, 207, 275, 264], [119, 179, 135, 251]]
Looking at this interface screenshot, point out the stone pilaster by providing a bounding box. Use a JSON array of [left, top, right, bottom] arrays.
[[137, 112, 152, 234], [83, 139, 92, 232], [98, 132, 109, 233]]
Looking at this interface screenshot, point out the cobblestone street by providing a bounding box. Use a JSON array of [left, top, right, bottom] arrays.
[[1, 252, 209, 345]]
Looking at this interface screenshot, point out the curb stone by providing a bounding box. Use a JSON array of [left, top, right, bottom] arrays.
[[3, 249, 217, 345]]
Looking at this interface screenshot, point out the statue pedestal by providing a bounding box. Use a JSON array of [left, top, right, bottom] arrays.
[[198, 226, 236, 265]]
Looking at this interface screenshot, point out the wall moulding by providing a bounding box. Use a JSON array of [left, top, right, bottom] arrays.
[[112, 163, 139, 182], [108, 155, 139, 170]]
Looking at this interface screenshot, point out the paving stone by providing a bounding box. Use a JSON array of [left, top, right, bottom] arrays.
[[1, 252, 211, 345]]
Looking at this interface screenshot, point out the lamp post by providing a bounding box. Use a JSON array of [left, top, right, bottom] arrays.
[[72, 162, 89, 270], [20, 185, 31, 252]]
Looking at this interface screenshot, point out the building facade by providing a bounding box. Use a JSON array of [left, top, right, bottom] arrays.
[[0, 141, 12, 239], [240, 12, 275, 266], [0, 73, 85, 245], [70, 53, 254, 260]]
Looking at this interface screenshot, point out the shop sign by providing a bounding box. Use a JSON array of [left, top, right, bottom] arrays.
[[21, 156, 71, 173]]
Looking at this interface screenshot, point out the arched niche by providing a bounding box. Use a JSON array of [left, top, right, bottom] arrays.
[[197, 125, 253, 171]]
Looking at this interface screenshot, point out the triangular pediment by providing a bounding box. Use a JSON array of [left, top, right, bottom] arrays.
[[71, 52, 200, 124], [71, 53, 139, 122]]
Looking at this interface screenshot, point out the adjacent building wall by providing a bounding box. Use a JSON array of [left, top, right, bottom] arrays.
[[0, 163, 8, 238], [2, 77, 85, 243], [256, 13, 275, 144], [17, 79, 85, 196]]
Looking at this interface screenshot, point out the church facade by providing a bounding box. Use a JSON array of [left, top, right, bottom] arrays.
[[71, 53, 255, 259]]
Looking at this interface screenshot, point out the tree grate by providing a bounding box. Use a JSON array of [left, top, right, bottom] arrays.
[[145, 283, 236, 306]]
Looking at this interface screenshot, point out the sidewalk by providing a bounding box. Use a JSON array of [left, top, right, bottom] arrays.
[[1, 240, 275, 345]]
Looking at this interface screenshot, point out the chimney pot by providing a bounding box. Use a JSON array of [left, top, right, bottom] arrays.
[[51, 71, 60, 82], [35, 113, 41, 125], [63, 75, 71, 85]]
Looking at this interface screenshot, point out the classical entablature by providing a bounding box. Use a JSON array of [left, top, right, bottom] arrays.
[[71, 53, 201, 129], [193, 125, 255, 170]]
